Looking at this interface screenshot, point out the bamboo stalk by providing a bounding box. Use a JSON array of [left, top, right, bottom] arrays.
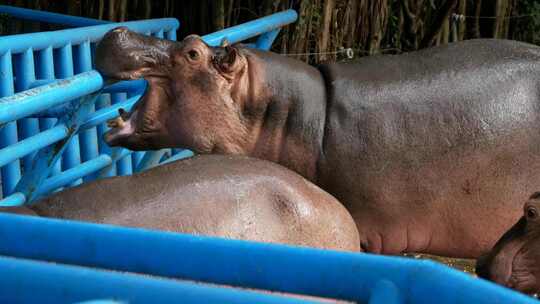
[[319, 0, 335, 62]]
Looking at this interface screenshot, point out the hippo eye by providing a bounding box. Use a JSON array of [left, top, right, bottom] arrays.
[[188, 50, 199, 60], [527, 206, 538, 220]]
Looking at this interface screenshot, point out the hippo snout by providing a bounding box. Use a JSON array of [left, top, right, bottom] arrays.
[[95, 27, 175, 79]]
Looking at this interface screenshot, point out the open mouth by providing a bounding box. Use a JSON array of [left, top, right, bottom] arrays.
[[103, 72, 166, 147]]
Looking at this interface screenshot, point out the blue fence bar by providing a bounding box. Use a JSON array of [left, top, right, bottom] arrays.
[[79, 93, 141, 131], [0, 51, 20, 196], [0, 71, 103, 125], [36, 46, 62, 177], [0, 125, 68, 168], [102, 79, 147, 94], [134, 149, 168, 172], [0, 192, 25, 206], [74, 41, 100, 182], [37, 155, 112, 199], [14, 48, 41, 171], [110, 93, 132, 176], [203, 10, 297, 46], [160, 150, 195, 166], [0, 255, 306, 304], [128, 90, 145, 169], [0, 19, 180, 54], [0, 5, 109, 27], [55, 44, 82, 186], [96, 148, 131, 179], [0, 213, 535, 304], [255, 28, 281, 50], [95, 94, 116, 178]]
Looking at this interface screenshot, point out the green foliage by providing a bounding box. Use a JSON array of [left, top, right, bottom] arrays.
[[513, 0, 540, 45], [524, 1, 540, 44]]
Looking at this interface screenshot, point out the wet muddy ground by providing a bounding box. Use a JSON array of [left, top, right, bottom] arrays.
[[403, 253, 477, 274]]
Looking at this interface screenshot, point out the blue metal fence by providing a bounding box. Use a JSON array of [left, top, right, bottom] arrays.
[[0, 212, 536, 304], [0, 9, 298, 205]]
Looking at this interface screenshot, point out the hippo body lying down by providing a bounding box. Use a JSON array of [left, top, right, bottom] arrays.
[[2, 155, 360, 252], [96, 28, 540, 258], [476, 193, 540, 294]]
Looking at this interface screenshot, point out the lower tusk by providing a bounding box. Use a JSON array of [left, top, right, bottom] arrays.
[[107, 116, 125, 129], [114, 116, 125, 128]]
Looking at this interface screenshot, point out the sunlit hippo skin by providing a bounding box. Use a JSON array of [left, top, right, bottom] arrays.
[[0, 155, 360, 252], [476, 193, 540, 294], [95, 27, 540, 258]]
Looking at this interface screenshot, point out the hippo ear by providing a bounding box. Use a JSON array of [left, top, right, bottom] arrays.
[[212, 45, 242, 80]]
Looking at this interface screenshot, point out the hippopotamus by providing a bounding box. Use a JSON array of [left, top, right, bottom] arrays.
[[476, 193, 540, 294], [95, 27, 540, 258], [0, 155, 360, 252]]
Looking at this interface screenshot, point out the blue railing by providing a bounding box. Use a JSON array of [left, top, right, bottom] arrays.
[[0, 18, 178, 204], [0, 9, 298, 205], [0, 212, 536, 304]]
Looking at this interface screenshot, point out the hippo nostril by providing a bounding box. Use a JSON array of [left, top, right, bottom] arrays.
[[475, 259, 491, 279], [360, 240, 369, 252]]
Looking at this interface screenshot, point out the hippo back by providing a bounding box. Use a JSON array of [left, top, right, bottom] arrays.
[[318, 39, 540, 256], [30, 155, 360, 251]]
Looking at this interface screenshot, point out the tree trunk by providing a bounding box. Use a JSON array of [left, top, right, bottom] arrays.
[[225, 0, 234, 27], [346, 0, 358, 48], [213, 0, 225, 30], [143, 0, 152, 19], [318, 0, 335, 62], [119, 0, 127, 22], [108, 0, 116, 21], [493, 0, 508, 38], [368, 0, 388, 54], [457, 0, 466, 40], [98, 0, 104, 20], [441, 16, 449, 44], [472, 0, 482, 38], [420, 0, 458, 48]]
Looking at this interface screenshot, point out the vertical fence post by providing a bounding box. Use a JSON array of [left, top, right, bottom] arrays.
[[74, 40, 100, 182], [36, 46, 62, 179], [95, 94, 116, 178], [55, 43, 82, 186], [128, 89, 144, 169], [255, 29, 281, 50], [14, 48, 40, 174], [0, 51, 20, 197], [165, 29, 177, 41]]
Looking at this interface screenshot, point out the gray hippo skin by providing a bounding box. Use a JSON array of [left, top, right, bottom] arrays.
[[1, 155, 360, 252], [96, 27, 540, 258], [476, 193, 540, 294]]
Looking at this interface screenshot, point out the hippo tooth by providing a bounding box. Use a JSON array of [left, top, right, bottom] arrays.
[[114, 116, 125, 128]]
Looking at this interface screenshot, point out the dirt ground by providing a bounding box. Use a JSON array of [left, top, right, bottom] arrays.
[[403, 253, 477, 274]]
